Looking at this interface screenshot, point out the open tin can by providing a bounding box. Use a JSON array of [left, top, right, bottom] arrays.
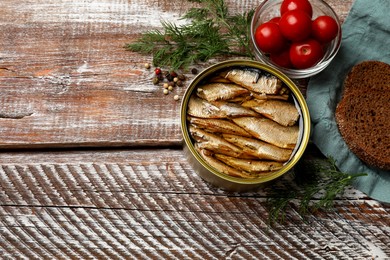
[[180, 60, 310, 191]]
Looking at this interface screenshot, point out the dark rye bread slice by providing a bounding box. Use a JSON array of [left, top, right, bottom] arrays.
[[343, 60, 390, 93], [335, 61, 390, 171]]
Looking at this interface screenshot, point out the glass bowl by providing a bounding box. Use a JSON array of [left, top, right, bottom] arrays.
[[250, 0, 342, 79]]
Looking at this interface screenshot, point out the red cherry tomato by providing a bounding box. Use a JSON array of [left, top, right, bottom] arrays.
[[289, 39, 323, 69], [254, 22, 287, 54], [312, 15, 339, 43], [270, 49, 293, 68], [279, 10, 312, 42], [268, 17, 281, 24], [280, 0, 313, 18]]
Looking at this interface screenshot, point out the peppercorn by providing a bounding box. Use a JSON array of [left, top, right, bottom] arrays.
[[154, 67, 162, 75], [163, 89, 169, 95], [176, 80, 183, 87], [144, 63, 150, 69], [166, 74, 174, 82], [168, 85, 173, 91], [152, 77, 159, 85], [178, 74, 186, 81], [170, 71, 178, 78], [174, 95, 179, 101], [168, 82, 175, 87], [191, 68, 198, 74], [163, 83, 169, 89], [157, 73, 164, 81]]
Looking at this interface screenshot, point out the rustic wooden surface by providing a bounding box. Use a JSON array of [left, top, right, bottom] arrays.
[[1, 0, 389, 259]]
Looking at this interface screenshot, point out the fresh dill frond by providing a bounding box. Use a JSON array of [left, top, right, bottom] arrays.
[[183, 7, 209, 21], [125, 0, 254, 70], [266, 157, 367, 225]]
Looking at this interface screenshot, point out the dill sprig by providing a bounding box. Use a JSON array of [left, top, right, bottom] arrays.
[[125, 0, 254, 70], [266, 157, 367, 225]]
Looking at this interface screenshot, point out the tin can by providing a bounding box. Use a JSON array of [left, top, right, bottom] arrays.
[[180, 60, 310, 192]]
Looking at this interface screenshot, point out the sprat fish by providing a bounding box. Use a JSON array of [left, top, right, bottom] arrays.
[[195, 145, 256, 179], [214, 154, 284, 174], [226, 94, 253, 103], [242, 99, 300, 126], [189, 126, 244, 158], [187, 96, 258, 119], [212, 101, 260, 118], [222, 68, 282, 94], [232, 117, 299, 149], [250, 92, 289, 101], [188, 117, 252, 137], [208, 75, 232, 84], [196, 83, 249, 102], [187, 96, 224, 118], [223, 134, 293, 162]]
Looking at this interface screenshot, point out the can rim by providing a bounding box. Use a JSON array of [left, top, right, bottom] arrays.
[[180, 59, 311, 185]]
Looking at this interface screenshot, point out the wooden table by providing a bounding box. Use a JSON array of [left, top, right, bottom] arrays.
[[1, 0, 389, 259]]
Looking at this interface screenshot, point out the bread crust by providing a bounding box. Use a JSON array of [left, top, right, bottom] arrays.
[[335, 61, 390, 171]]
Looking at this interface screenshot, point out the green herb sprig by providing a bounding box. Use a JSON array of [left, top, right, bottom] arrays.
[[266, 157, 367, 225], [125, 0, 254, 70]]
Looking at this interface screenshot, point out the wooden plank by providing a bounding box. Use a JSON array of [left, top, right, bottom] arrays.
[[0, 149, 389, 259], [0, 0, 197, 148], [0, 0, 354, 148]]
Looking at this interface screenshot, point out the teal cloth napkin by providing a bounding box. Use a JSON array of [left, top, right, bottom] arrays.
[[306, 0, 390, 203]]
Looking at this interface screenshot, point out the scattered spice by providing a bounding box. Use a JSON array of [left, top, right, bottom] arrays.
[[157, 73, 164, 81], [176, 80, 183, 87], [166, 74, 174, 82], [174, 95, 179, 101], [178, 74, 186, 81], [191, 68, 198, 75], [144, 63, 151, 69], [149, 65, 188, 95], [152, 77, 159, 85]]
